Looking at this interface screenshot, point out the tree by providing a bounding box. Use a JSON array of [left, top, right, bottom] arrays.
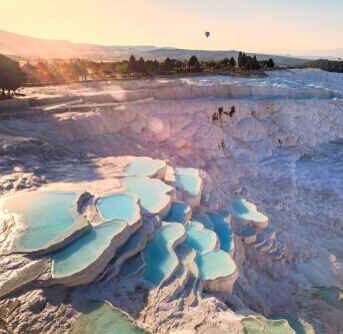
[[188, 55, 201, 72], [237, 52, 245, 68], [163, 57, 174, 73], [35, 60, 58, 83], [172, 59, 183, 73], [67, 60, 88, 81], [238, 52, 261, 70], [251, 55, 261, 70], [153, 60, 161, 74], [127, 55, 138, 73], [100, 61, 115, 78], [229, 57, 236, 68], [22, 61, 39, 85], [221, 57, 230, 68], [115, 61, 128, 74], [0, 54, 26, 97], [267, 58, 274, 68], [137, 57, 146, 73]]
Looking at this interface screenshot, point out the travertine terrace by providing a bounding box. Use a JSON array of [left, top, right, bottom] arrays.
[[0, 69, 342, 333]]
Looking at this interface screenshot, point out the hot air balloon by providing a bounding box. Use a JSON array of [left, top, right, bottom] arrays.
[[205, 31, 210, 38]]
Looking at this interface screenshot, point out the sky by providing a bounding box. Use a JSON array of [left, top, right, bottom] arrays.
[[0, 0, 342, 56]]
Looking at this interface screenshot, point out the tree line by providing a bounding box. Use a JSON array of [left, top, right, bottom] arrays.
[[0, 54, 25, 99], [0, 52, 275, 98], [238, 52, 274, 70], [126, 53, 274, 74], [304, 59, 343, 73], [21, 52, 274, 85]]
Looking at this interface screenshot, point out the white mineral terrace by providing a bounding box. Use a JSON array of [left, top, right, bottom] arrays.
[[0, 157, 240, 294], [0, 69, 342, 334]]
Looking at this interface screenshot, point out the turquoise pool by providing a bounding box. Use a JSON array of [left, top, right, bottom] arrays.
[[165, 201, 190, 223], [236, 223, 256, 238], [52, 221, 127, 278], [192, 212, 214, 230], [124, 177, 172, 214], [174, 167, 201, 196], [125, 157, 165, 177], [185, 221, 217, 254], [96, 193, 140, 224], [231, 198, 268, 223], [143, 223, 185, 286], [71, 301, 148, 334], [207, 212, 234, 252], [2, 192, 79, 252], [196, 250, 236, 280]]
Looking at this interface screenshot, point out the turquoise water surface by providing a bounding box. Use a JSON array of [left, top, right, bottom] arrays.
[[165, 201, 190, 223], [236, 223, 256, 237], [71, 301, 148, 334], [3, 192, 78, 252], [192, 212, 214, 230], [231, 198, 268, 223], [174, 167, 201, 196], [96, 193, 140, 224], [124, 177, 172, 214], [196, 250, 236, 280], [52, 221, 127, 278], [125, 157, 165, 177], [207, 212, 234, 252], [185, 221, 217, 254], [143, 223, 185, 286]]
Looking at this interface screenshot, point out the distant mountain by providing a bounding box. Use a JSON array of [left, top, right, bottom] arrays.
[[0, 30, 308, 66], [0, 30, 157, 60]]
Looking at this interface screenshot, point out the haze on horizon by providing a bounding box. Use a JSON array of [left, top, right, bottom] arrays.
[[0, 0, 342, 57]]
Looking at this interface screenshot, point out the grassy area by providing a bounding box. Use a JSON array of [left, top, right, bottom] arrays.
[[71, 301, 148, 334], [242, 316, 295, 334]]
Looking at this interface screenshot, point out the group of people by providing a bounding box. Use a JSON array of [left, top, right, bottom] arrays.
[[211, 106, 236, 152], [211, 105, 283, 154], [211, 105, 236, 123]]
